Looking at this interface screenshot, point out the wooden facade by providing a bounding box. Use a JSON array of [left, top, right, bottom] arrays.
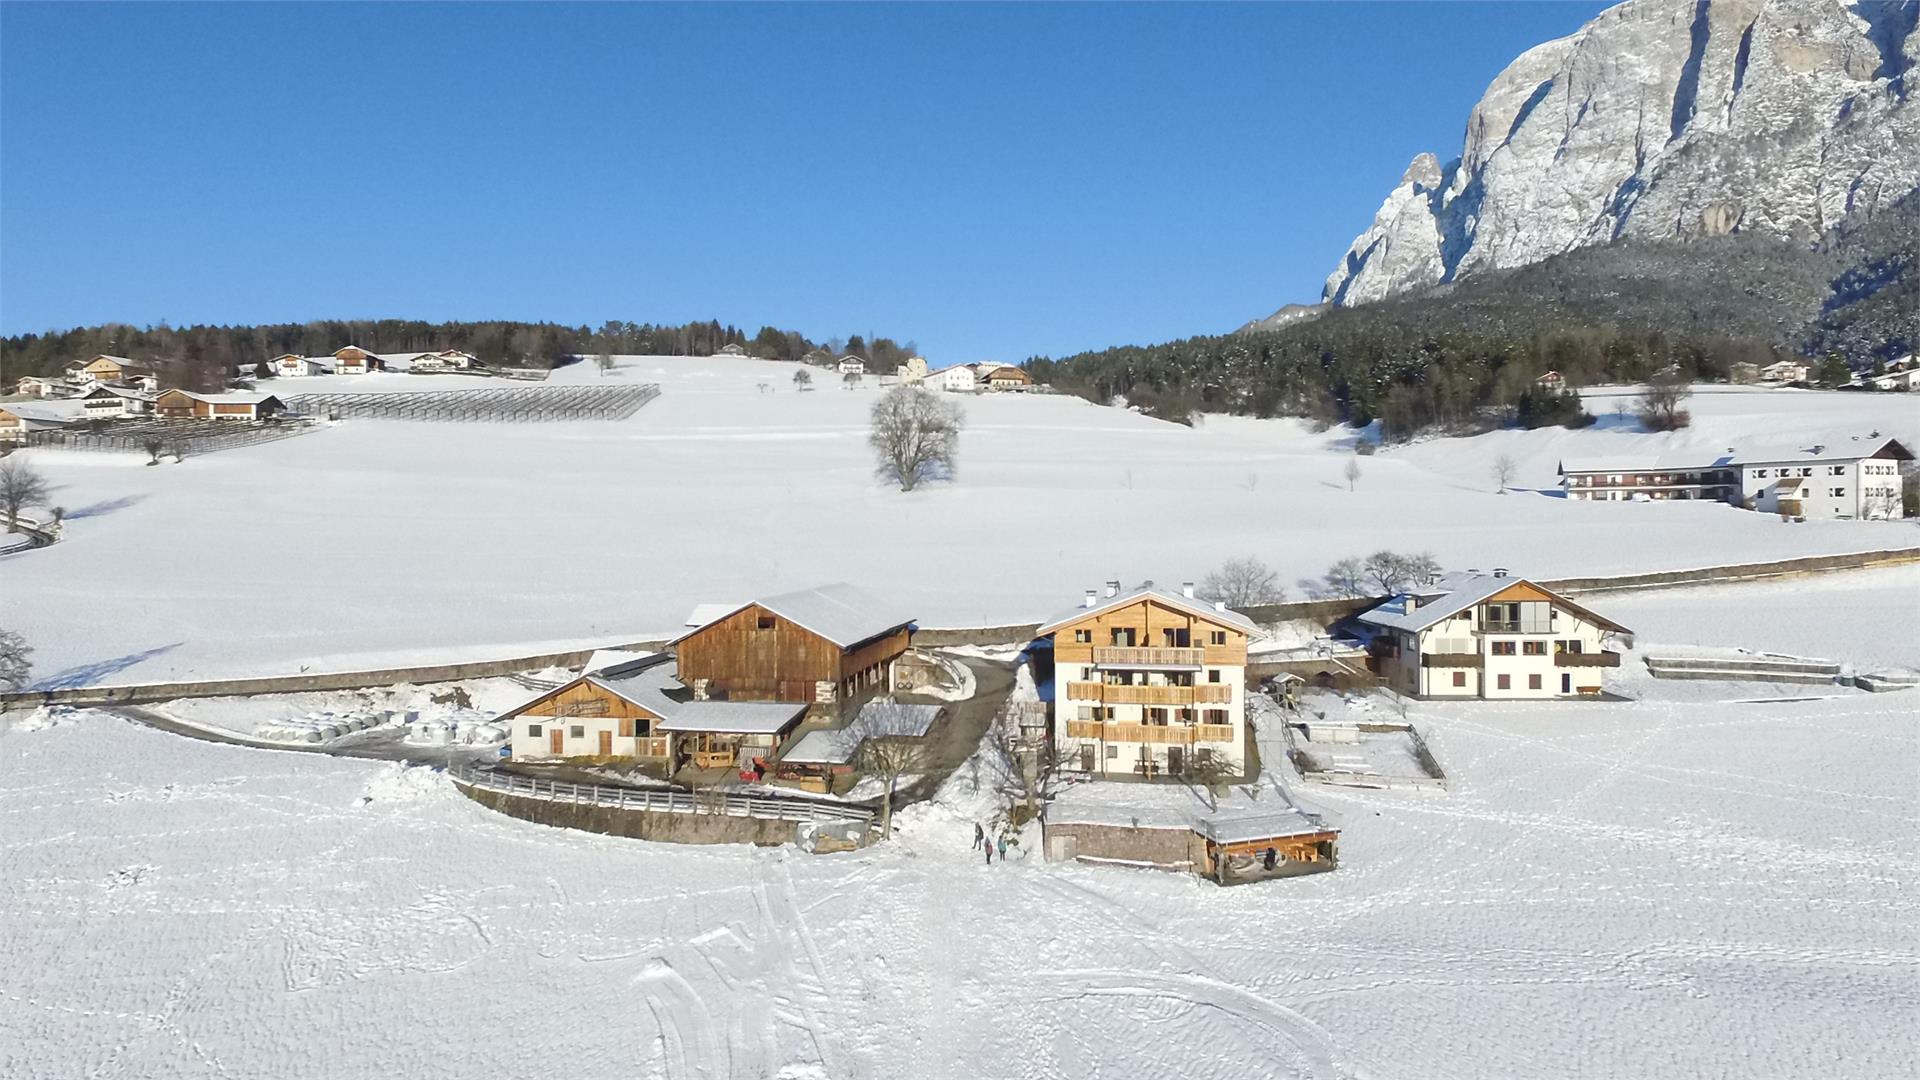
[[500, 678, 673, 760], [1049, 598, 1249, 668], [674, 603, 912, 703]]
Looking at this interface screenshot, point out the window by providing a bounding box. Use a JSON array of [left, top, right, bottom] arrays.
[[1556, 639, 1583, 655], [1491, 641, 1517, 656], [1528, 674, 1542, 690], [1207, 669, 1222, 683], [1073, 629, 1091, 643], [1497, 674, 1511, 690], [1105, 745, 1118, 760], [1523, 641, 1547, 656], [1831, 465, 1846, 475], [1830, 487, 1846, 497], [1754, 469, 1769, 478], [1209, 630, 1228, 646], [570, 725, 585, 739], [527, 724, 542, 737], [1452, 671, 1466, 687], [756, 615, 775, 630]]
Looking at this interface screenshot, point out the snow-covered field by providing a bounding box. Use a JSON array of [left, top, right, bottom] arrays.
[[5, 568, 1915, 1078], [5, 358, 1916, 687]]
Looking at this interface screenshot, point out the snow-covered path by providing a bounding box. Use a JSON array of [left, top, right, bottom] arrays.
[[5, 682, 1913, 1079]]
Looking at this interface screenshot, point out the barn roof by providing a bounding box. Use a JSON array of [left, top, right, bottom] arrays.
[[492, 652, 810, 734], [1559, 434, 1912, 474], [671, 583, 915, 650], [1355, 573, 1629, 635]]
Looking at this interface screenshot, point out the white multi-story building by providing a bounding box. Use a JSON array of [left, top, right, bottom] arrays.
[[1357, 571, 1631, 700], [271, 354, 334, 377], [77, 384, 155, 418], [1760, 360, 1809, 384], [934, 364, 979, 392], [1040, 583, 1256, 781], [1559, 434, 1911, 519]]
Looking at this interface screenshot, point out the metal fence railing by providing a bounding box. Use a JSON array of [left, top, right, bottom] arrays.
[[282, 383, 660, 422], [452, 765, 874, 825]]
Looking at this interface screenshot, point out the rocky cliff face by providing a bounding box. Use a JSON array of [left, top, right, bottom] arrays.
[[1321, 0, 1920, 307]]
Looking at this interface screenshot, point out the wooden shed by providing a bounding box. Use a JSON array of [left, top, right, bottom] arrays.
[[672, 583, 914, 708]]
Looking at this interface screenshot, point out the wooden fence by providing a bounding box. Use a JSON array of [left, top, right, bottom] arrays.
[[453, 765, 873, 826]]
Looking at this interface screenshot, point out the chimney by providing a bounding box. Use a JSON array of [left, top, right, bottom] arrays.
[[1181, 581, 1195, 599], [1104, 580, 1120, 598], [1405, 597, 1420, 612], [1213, 600, 1226, 613], [1083, 589, 1097, 609], [1492, 567, 1508, 578]]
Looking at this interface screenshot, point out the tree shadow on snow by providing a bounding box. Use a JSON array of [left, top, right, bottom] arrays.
[[31, 643, 183, 691], [66, 495, 148, 520]]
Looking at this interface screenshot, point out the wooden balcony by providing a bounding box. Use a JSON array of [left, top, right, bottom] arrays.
[[1194, 683, 1233, 704], [1421, 652, 1484, 668], [1064, 720, 1236, 745], [1092, 646, 1204, 668], [1066, 682, 1193, 706], [1553, 651, 1622, 668]]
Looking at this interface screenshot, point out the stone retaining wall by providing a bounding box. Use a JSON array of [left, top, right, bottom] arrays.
[[460, 784, 799, 847]]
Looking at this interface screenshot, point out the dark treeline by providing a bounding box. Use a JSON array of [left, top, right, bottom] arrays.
[[1025, 213, 1916, 440], [2, 318, 921, 391]]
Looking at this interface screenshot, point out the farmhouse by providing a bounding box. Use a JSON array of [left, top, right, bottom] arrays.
[[332, 346, 385, 374], [1761, 359, 1808, 384], [896, 356, 930, 385], [1356, 570, 1630, 699], [672, 583, 915, 710], [153, 390, 286, 422], [1040, 582, 1255, 781], [407, 349, 480, 371], [15, 377, 62, 398], [1558, 434, 1912, 519], [1866, 367, 1920, 391], [75, 354, 158, 388], [272, 354, 333, 377], [78, 384, 156, 418], [928, 364, 978, 392], [0, 402, 84, 443], [836, 356, 867, 376], [1728, 361, 1761, 384], [1534, 370, 1566, 392], [716, 343, 747, 357], [496, 653, 807, 771], [980, 364, 1034, 391]]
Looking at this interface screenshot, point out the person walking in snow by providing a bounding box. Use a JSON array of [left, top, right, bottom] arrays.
[[984, 838, 993, 865], [973, 822, 985, 850], [996, 834, 1009, 862]]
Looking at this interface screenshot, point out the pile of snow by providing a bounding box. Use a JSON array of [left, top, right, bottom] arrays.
[[4, 707, 67, 734], [358, 762, 448, 806]]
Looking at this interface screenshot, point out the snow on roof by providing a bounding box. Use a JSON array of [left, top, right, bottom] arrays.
[[682, 602, 744, 629], [779, 726, 865, 765], [673, 583, 914, 649], [852, 701, 942, 738], [1036, 585, 1261, 637], [778, 703, 940, 765], [1355, 572, 1629, 635], [1559, 434, 1911, 474], [165, 391, 280, 406], [653, 701, 808, 734], [82, 385, 155, 401], [3, 400, 89, 421], [1047, 782, 1332, 841]]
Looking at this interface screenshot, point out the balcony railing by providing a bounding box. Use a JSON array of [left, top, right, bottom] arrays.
[[1092, 646, 1205, 668], [1194, 683, 1234, 704], [1481, 621, 1555, 635], [1064, 720, 1236, 745], [1553, 651, 1622, 668], [1065, 681, 1237, 706], [1420, 652, 1484, 668]]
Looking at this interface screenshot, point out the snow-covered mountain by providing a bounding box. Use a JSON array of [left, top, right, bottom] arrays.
[[1321, 0, 1920, 307]]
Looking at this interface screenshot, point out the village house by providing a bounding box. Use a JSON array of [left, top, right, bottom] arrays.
[[78, 384, 156, 418], [1558, 434, 1911, 519], [716, 343, 747, 357], [0, 402, 85, 443], [935, 364, 979, 392], [1761, 359, 1809, 384], [405, 349, 480, 371], [836, 356, 867, 376], [1728, 361, 1761, 384], [69, 354, 159, 390], [332, 346, 386, 374], [671, 583, 915, 710], [1040, 582, 1255, 781], [496, 652, 808, 772], [153, 389, 286, 422], [896, 356, 931, 385], [272, 354, 333, 377], [1866, 366, 1920, 391], [1042, 781, 1339, 884], [1356, 570, 1631, 699], [980, 364, 1034, 392], [1534, 370, 1566, 392], [15, 376, 63, 398]]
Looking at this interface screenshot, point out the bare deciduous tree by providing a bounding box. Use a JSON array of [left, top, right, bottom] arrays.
[[1402, 551, 1443, 587], [0, 628, 30, 691], [0, 457, 49, 533], [1492, 453, 1517, 493], [1344, 454, 1362, 492], [792, 368, 813, 391], [851, 701, 936, 840], [1637, 373, 1692, 431], [1201, 556, 1283, 609], [594, 350, 614, 377], [869, 387, 964, 492], [1324, 557, 1367, 598], [1364, 550, 1412, 594]]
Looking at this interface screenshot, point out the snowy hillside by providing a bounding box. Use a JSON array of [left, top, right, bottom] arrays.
[[3, 357, 1915, 687]]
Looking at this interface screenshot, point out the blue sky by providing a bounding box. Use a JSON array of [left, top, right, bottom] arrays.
[[0, 1, 1610, 363]]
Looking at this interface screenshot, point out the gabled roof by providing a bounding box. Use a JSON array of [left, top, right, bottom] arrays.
[[671, 583, 915, 650], [1036, 586, 1261, 637], [0, 400, 87, 424], [1355, 573, 1629, 635], [493, 652, 807, 734], [1560, 434, 1912, 475], [84, 354, 148, 370], [159, 390, 282, 406], [80, 385, 154, 402]]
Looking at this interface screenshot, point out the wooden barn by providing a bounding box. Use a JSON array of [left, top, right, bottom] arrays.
[[332, 345, 385, 374], [153, 390, 285, 421], [671, 584, 915, 708]]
